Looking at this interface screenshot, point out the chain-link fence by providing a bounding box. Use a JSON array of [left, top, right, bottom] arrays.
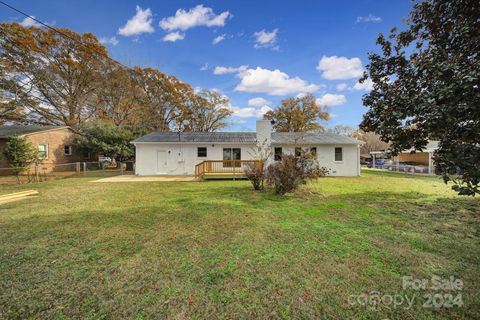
[[365, 163, 432, 175], [0, 161, 135, 185]]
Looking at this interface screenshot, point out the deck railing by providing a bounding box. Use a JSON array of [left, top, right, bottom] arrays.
[[195, 160, 263, 179]]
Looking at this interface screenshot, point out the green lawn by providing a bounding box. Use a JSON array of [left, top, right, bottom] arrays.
[[0, 170, 478, 319]]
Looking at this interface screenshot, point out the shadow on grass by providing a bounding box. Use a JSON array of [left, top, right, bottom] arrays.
[[1, 180, 479, 319]]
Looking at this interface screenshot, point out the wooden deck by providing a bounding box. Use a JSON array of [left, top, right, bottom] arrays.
[[195, 160, 262, 180]]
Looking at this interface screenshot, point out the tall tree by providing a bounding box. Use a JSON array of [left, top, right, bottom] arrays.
[[0, 48, 29, 124], [179, 89, 232, 132], [360, 0, 480, 195], [95, 63, 141, 126], [133, 67, 193, 131], [265, 94, 330, 132], [0, 23, 107, 126], [0, 97, 26, 125]]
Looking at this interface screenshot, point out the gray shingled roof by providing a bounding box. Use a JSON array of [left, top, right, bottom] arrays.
[[0, 125, 69, 138], [272, 132, 362, 145], [133, 132, 256, 143], [132, 131, 362, 145]]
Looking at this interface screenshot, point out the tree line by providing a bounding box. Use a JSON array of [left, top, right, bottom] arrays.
[[0, 22, 232, 132], [0, 22, 336, 134]]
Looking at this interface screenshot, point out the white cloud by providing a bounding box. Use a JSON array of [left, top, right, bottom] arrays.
[[230, 105, 273, 118], [248, 97, 271, 108], [212, 34, 226, 44], [316, 94, 347, 106], [235, 67, 320, 96], [118, 6, 154, 36], [162, 31, 185, 42], [253, 28, 279, 50], [260, 105, 273, 114], [213, 65, 248, 75], [221, 93, 272, 118], [200, 63, 209, 71], [356, 14, 382, 23], [159, 5, 231, 31], [317, 55, 364, 80], [353, 78, 374, 91], [336, 83, 348, 91], [19, 16, 41, 28], [99, 36, 119, 46]]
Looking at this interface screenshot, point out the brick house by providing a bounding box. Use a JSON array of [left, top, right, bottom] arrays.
[[0, 125, 89, 172]]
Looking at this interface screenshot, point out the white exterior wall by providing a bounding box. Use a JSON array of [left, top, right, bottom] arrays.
[[134, 142, 360, 177], [134, 143, 256, 176], [274, 144, 360, 176]]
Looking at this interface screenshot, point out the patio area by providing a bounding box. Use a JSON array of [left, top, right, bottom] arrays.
[[92, 175, 198, 182]]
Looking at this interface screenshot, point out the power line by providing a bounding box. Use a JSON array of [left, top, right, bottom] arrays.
[[0, 1, 132, 114], [0, 0, 132, 71]]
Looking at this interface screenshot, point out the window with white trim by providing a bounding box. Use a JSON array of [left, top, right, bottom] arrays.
[[197, 147, 207, 157], [64, 145, 73, 156], [334, 147, 343, 161], [38, 144, 48, 159]]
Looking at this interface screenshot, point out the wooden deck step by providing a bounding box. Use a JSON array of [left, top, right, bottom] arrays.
[[202, 173, 247, 180]]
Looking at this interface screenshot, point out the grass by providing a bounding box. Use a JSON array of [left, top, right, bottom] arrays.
[[0, 170, 478, 319]]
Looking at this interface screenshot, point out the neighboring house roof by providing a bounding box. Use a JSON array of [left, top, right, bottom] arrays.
[[132, 131, 363, 145], [403, 140, 439, 153], [0, 125, 69, 138], [370, 140, 440, 155]]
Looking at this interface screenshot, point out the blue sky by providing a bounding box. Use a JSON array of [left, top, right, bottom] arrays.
[[1, 0, 413, 132]]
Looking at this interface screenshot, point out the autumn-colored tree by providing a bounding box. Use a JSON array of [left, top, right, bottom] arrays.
[[133, 67, 193, 131], [179, 89, 232, 132], [0, 51, 29, 124], [0, 96, 27, 125], [0, 22, 107, 126], [353, 130, 389, 154], [0, 23, 234, 132], [265, 94, 330, 132], [94, 63, 142, 126]]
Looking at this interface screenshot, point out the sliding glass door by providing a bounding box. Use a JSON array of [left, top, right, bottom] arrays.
[[223, 148, 241, 167]]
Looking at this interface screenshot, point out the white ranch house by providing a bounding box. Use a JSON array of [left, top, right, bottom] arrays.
[[132, 120, 363, 178]]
